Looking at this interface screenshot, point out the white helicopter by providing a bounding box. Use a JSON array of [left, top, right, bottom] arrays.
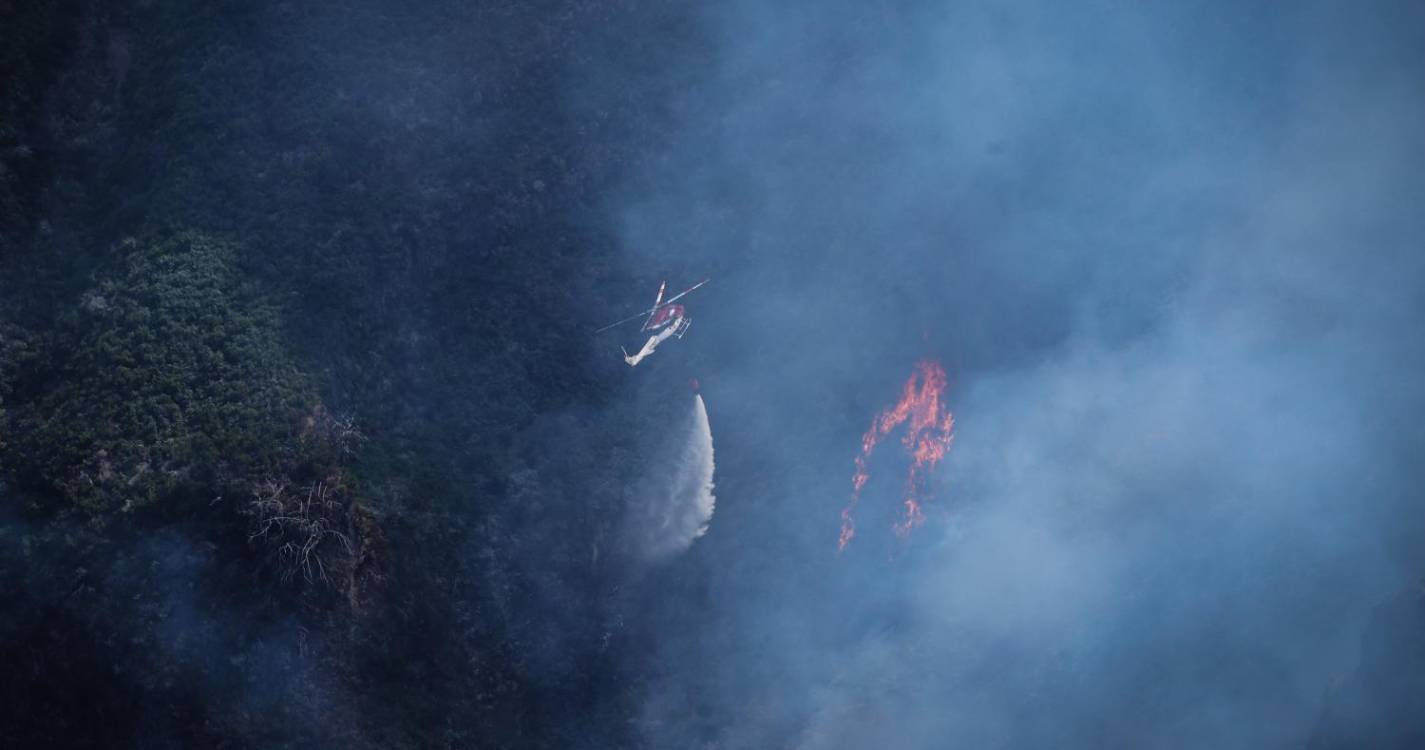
[[596, 279, 709, 366]]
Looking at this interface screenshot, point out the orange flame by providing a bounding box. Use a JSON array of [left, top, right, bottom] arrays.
[[840, 360, 955, 552]]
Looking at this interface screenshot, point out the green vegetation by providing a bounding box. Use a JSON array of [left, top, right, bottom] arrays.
[[5, 230, 315, 512], [0, 1, 680, 744], [0, 0, 67, 251], [0, 323, 30, 458]]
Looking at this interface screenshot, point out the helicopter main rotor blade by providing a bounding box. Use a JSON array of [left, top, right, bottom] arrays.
[[660, 278, 709, 307], [593, 279, 709, 334], [594, 309, 656, 334]]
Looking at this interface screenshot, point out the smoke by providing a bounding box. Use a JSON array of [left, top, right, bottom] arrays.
[[569, 0, 1425, 747], [626, 394, 717, 561]]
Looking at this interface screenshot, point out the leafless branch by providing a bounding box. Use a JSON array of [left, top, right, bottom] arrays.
[[247, 477, 354, 584]]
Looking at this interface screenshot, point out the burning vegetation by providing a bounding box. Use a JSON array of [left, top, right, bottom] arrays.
[[840, 360, 955, 552]]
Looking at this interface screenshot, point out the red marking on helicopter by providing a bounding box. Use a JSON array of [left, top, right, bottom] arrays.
[[596, 279, 708, 366]]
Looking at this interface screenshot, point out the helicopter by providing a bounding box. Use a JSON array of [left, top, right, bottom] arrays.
[[595, 279, 708, 366]]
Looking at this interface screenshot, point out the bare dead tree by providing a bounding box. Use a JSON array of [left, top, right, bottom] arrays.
[[310, 408, 365, 460], [247, 477, 354, 585]]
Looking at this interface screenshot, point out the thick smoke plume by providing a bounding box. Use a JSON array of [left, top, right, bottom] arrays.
[[589, 1, 1425, 747], [627, 394, 716, 560]]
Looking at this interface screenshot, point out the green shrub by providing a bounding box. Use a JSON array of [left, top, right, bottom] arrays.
[[7, 230, 316, 512]]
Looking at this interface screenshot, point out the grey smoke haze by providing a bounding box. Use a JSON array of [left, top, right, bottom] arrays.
[[578, 1, 1425, 747]]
